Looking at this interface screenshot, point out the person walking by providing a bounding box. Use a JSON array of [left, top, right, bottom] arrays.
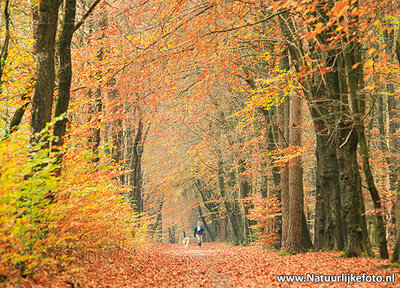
[[193, 221, 205, 247]]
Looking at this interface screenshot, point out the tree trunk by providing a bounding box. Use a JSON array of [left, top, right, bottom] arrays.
[[310, 46, 344, 251], [285, 93, 302, 253], [198, 205, 216, 241], [220, 212, 227, 242], [263, 107, 282, 247], [195, 179, 221, 240], [356, 126, 389, 259], [313, 131, 344, 251], [336, 125, 371, 257], [51, 0, 77, 175], [129, 117, 149, 213], [31, 0, 59, 142], [337, 49, 372, 257], [0, 0, 10, 86], [278, 99, 289, 250], [391, 171, 400, 262], [238, 158, 255, 242], [111, 120, 123, 163], [301, 210, 313, 251], [53, 0, 76, 148], [396, 26, 400, 65], [130, 119, 143, 213], [153, 199, 163, 242], [217, 155, 245, 244], [89, 89, 102, 163], [8, 91, 32, 135], [278, 48, 290, 250]]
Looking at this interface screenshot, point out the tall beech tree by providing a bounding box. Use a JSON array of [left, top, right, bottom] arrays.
[[286, 93, 304, 253], [31, 1, 59, 141], [52, 0, 77, 175], [129, 116, 150, 213]]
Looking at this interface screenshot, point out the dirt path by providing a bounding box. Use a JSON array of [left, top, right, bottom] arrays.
[[76, 243, 399, 287], [128, 243, 272, 287]]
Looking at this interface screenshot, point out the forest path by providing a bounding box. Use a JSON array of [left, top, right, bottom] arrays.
[[78, 243, 400, 287], [129, 243, 272, 287]]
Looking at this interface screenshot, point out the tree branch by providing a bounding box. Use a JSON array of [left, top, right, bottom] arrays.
[[0, 0, 10, 83], [73, 0, 101, 32], [208, 9, 290, 35]]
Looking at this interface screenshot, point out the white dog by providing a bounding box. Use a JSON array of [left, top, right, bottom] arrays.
[[182, 236, 190, 248]]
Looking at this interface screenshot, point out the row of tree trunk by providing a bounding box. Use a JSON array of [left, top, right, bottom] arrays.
[[194, 0, 400, 259], [16, 0, 147, 215], [276, 1, 393, 257]]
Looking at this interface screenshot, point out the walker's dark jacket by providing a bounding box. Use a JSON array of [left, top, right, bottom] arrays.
[[193, 225, 205, 237]]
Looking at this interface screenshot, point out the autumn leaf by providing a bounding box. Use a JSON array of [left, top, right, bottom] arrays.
[[364, 59, 374, 68], [314, 22, 325, 34], [367, 48, 376, 55]]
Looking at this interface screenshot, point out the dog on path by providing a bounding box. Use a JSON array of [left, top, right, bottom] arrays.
[[182, 236, 190, 248]]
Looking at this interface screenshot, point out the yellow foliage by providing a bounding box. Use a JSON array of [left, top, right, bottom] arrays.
[[0, 128, 147, 282], [237, 63, 301, 125]]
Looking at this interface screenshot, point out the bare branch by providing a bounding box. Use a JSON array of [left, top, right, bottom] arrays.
[[208, 9, 290, 35], [73, 0, 101, 32]]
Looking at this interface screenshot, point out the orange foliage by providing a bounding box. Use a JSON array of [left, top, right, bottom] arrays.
[[248, 195, 281, 247]]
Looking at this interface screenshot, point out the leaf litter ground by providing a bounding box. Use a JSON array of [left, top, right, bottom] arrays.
[[25, 243, 400, 287]]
